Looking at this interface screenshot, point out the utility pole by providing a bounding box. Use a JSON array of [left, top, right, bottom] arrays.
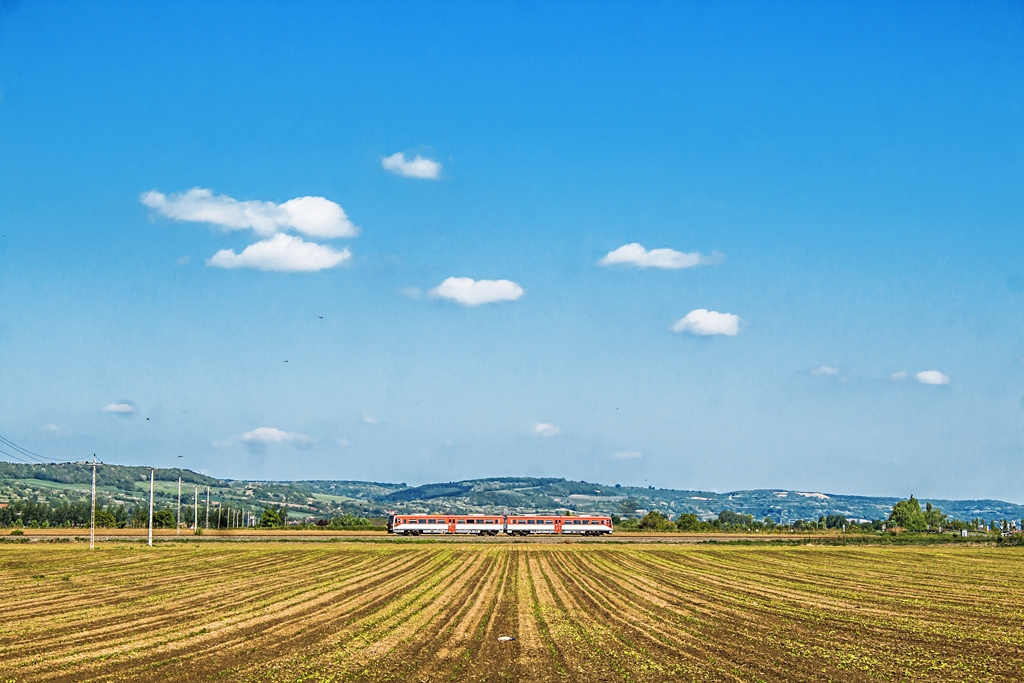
[[176, 476, 182, 536], [205, 486, 210, 529], [90, 455, 97, 551], [193, 486, 198, 532], [148, 468, 154, 547]]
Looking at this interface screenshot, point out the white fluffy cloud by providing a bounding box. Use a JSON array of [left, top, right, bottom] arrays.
[[102, 403, 135, 414], [381, 152, 442, 180], [670, 309, 741, 336], [812, 365, 839, 376], [915, 370, 950, 385], [141, 188, 359, 238], [533, 423, 560, 437], [613, 451, 642, 459], [215, 427, 310, 452], [599, 243, 719, 269], [207, 234, 351, 272], [240, 427, 309, 444], [430, 277, 524, 306]]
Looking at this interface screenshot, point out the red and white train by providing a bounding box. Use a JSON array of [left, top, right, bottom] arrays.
[[387, 513, 613, 536]]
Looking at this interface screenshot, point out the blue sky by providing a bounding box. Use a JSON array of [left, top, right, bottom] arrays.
[[1, 1, 1022, 500]]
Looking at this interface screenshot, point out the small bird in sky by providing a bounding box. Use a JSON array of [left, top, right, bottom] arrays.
[[318, 316, 323, 319], [284, 360, 289, 363], [146, 417, 150, 421]]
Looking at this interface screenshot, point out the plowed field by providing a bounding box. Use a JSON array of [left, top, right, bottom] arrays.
[[1, 542, 1021, 681]]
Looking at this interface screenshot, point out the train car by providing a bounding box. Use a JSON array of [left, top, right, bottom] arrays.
[[387, 513, 612, 536], [506, 515, 559, 535], [507, 515, 612, 536], [387, 514, 503, 536], [559, 515, 613, 536]]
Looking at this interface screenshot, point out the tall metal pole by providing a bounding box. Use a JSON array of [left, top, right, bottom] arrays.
[[176, 476, 181, 536], [194, 486, 198, 531], [90, 456, 97, 551], [148, 468, 154, 547], [205, 486, 210, 529]]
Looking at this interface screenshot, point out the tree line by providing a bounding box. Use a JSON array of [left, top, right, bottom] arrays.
[[0, 497, 261, 529], [613, 495, 1023, 534]]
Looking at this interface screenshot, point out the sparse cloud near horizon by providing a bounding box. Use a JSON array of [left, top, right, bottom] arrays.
[[381, 152, 442, 180], [812, 365, 839, 376], [430, 277, 524, 306], [142, 188, 359, 238], [533, 423, 560, 437], [890, 371, 908, 381], [599, 243, 721, 269], [362, 416, 381, 425], [207, 234, 351, 272], [102, 403, 135, 414], [671, 309, 741, 336], [915, 370, 950, 385], [215, 427, 310, 452], [613, 451, 642, 459]]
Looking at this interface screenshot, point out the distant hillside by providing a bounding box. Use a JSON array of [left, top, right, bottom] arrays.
[[2, 461, 1022, 524]]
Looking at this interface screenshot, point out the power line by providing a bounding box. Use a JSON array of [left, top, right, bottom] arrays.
[[0, 445, 33, 464], [0, 433, 66, 463]]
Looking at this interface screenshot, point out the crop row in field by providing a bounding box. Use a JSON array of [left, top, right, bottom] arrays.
[[1, 543, 1022, 681]]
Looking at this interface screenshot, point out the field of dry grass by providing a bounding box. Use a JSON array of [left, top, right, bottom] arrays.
[[1, 541, 1021, 681]]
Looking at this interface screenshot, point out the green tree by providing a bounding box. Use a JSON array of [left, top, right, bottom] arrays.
[[616, 518, 640, 531], [153, 509, 175, 528], [675, 513, 701, 531], [888, 495, 927, 531], [923, 502, 947, 529], [259, 507, 282, 528], [130, 505, 148, 528], [716, 510, 754, 529], [823, 514, 847, 529], [326, 513, 372, 530], [639, 510, 675, 532], [94, 509, 117, 528]]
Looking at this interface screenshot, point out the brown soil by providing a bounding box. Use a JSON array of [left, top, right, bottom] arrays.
[[0, 543, 1021, 682]]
